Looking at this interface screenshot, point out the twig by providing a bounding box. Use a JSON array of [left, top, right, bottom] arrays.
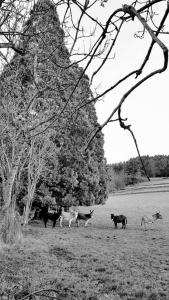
[[118, 107, 150, 181], [20, 289, 58, 300]]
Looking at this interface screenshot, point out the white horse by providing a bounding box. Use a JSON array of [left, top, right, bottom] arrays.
[[141, 212, 162, 230], [59, 208, 78, 228]]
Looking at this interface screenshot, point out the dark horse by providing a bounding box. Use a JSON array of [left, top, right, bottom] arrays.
[[39, 205, 63, 228], [111, 213, 127, 229]]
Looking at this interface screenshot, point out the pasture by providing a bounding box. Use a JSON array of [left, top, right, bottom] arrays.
[[1, 181, 169, 299]]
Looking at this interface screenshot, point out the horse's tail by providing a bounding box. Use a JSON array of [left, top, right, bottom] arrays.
[[125, 217, 127, 225]]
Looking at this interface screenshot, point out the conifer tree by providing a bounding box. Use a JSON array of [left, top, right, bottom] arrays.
[[0, 0, 108, 243]]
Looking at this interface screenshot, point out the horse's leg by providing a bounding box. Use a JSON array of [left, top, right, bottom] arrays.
[[43, 217, 47, 228], [53, 218, 56, 228], [59, 216, 63, 227], [125, 218, 127, 229], [85, 219, 89, 227], [141, 219, 144, 229], [143, 221, 147, 230], [68, 219, 72, 228]]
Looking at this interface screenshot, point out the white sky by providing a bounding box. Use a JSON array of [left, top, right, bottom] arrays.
[[78, 1, 169, 164]]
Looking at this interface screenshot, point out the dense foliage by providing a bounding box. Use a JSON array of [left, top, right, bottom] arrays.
[[107, 155, 169, 192], [0, 0, 108, 211]]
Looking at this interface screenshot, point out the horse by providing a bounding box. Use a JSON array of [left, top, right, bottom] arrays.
[[76, 210, 94, 227], [40, 205, 63, 228], [59, 209, 78, 228], [141, 212, 162, 230], [111, 213, 127, 229]]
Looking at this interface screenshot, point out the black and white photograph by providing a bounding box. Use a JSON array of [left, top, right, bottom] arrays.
[[0, 0, 169, 299]]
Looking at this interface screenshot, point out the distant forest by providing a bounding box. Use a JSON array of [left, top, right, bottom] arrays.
[[107, 155, 169, 192]]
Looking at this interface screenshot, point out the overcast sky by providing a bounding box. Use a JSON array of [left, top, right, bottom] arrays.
[[59, 1, 169, 164], [86, 1, 169, 164]]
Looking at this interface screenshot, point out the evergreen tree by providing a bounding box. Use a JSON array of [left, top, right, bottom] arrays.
[[0, 0, 108, 221]]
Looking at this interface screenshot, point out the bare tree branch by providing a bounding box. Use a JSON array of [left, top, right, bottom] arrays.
[[84, 2, 168, 169]]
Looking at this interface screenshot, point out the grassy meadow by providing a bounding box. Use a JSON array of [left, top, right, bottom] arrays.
[[1, 179, 169, 300]]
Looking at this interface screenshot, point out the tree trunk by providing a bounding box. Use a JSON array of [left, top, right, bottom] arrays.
[[2, 168, 17, 211], [0, 204, 22, 245], [23, 184, 36, 226], [0, 168, 22, 244]]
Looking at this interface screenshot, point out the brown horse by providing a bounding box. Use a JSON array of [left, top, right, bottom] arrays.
[[111, 214, 127, 229], [76, 210, 94, 227]]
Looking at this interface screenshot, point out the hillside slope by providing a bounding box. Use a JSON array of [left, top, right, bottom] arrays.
[[112, 178, 169, 196]]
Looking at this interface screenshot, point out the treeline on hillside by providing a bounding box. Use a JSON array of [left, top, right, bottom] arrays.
[[107, 155, 169, 192]]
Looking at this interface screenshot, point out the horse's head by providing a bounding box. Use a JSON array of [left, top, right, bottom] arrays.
[[153, 212, 162, 220], [111, 213, 115, 220], [90, 210, 94, 217], [59, 206, 64, 214], [156, 212, 162, 219]]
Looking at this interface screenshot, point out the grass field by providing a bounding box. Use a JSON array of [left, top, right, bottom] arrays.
[[1, 179, 169, 300]]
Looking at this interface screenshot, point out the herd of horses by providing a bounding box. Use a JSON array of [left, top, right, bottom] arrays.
[[111, 212, 162, 230], [29, 205, 163, 230], [33, 205, 95, 228]]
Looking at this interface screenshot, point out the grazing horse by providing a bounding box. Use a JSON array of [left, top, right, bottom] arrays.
[[111, 214, 127, 229], [59, 209, 78, 228], [40, 206, 63, 228], [76, 210, 94, 227], [141, 212, 162, 230]]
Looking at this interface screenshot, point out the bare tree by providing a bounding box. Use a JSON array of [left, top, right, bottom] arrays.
[[0, 128, 28, 243]]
